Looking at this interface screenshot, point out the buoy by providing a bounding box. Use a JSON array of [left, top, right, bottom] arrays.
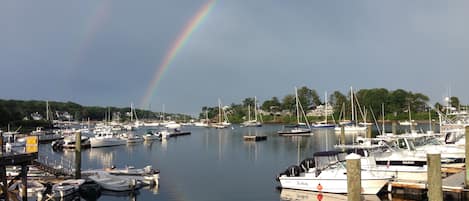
[[317, 183, 323, 191]]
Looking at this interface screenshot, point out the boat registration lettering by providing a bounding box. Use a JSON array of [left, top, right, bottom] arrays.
[[296, 181, 308, 186]]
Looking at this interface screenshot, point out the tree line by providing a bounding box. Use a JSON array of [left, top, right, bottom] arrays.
[[0, 99, 189, 131], [200, 87, 464, 123]]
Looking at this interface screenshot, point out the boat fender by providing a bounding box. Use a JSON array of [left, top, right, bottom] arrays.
[[317, 183, 323, 191]]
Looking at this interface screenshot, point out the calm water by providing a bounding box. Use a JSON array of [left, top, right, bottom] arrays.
[[39, 124, 437, 201]]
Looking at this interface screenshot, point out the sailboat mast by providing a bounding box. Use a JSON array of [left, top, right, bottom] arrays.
[[254, 96, 258, 121], [218, 99, 222, 123], [408, 104, 412, 130], [248, 104, 251, 122], [325, 92, 328, 124], [295, 87, 300, 125], [46, 100, 49, 121], [429, 108, 432, 132], [351, 86, 355, 123], [130, 103, 133, 122], [382, 103, 385, 134]]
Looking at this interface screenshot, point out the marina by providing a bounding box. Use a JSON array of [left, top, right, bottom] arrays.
[[1, 122, 469, 200]]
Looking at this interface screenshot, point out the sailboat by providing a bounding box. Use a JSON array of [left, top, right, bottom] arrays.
[[312, 92, 335, 128], [212, 99, 231, 129], [334, 87, 367, 133], [278, 87, 312, 135], [242, 96, 262, 127], [194, 110, 210, 127], [399, 105, 418, 127]]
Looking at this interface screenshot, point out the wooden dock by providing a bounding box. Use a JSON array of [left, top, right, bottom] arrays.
[[390, 165, 467, 194], [243, 135, 267, 141]]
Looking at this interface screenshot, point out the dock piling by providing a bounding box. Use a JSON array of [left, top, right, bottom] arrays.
[[1, 166, 8, 201], [427, 152, 442, 201], [392, 121, 397, 134], [346, 153, 361, 201], [464, 126, 469, 188], [367, 125, 372, 138], [21, 164, 27, 201], [340, 125, 345, 145], [75, 132, 82, 179]]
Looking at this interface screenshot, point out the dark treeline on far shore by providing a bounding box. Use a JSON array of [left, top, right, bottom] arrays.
[[200, 87, 465, 124], [0, 99, 190, 131]]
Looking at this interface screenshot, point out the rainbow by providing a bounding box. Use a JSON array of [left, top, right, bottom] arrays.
[[140, 0, 217, 108]]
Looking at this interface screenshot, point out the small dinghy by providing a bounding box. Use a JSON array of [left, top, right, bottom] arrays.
[[88, 171, 141, 191], [106, 165, 159, 186], [49, 179, 85, 198]]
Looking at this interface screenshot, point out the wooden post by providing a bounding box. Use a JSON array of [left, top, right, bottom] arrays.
[[367, 125, 372, 138], [466, 126, 469, 188], [1, 166, 8, 201], [75, 132, 81, 179], [21, 164, 27, 201], [0, 132, 3, 153], [347, 153, 361, 201], [427, 152, 442, 201], [392, 121, 397, 134], [340, 125, 346, 145]]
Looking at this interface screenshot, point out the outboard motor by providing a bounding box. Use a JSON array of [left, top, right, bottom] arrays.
[[299, 158, 315, 172]]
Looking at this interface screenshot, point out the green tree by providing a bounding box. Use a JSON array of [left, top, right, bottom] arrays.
[[282, 94, 296, 112], [450, 96, 460, 109], [261, 97, 281, 112]]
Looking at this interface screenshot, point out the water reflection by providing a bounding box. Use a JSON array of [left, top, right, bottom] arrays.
[[280, 188, 382, 201], [88, 147, 114, 168], [39, 124, 442, 201]]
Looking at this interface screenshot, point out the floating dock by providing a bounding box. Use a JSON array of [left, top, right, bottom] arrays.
[[170, 131, 191, 137], [243, 135, 267, 141]]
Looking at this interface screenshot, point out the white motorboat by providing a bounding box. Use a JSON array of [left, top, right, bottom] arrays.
[[120, 133, 144, 143], [87, 171, 141, 191], [105, 165, 159, 185], [277, 151, 391, 195], [49, 179, 85, 198], [51, 135, 90, 150], [143, 131, 161, 141], [90, 132, 126, 148]]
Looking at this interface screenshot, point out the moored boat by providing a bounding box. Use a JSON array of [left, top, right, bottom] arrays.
[[277, 151, 391, 195], [87, 171, 141, 191]]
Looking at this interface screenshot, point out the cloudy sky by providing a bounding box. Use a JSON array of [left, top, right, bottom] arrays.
[[1, 0, 468, 115]]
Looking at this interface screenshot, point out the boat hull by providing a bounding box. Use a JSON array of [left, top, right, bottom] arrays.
[[279, 176, 388, 195]]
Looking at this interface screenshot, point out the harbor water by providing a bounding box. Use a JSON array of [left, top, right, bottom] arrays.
[[40, 124, 437, 201]]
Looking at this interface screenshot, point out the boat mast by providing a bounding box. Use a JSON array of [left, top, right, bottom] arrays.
[[351, 87, 354, 124], [218, 98, 222, 123], [248, 104, 251, 122], [46, 100, 49, 121], [295, 87, 300, 125], [324, 91, 328, 124], [254, 96, 258, 122], [428, 107, 432, 132], [382, 103, 385, 134], [408, 104, 412, 130], [130, 103, 133, 122]]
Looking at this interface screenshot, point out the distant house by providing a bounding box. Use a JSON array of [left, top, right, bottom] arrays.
[[55, 111, 73, 121], [307, 104, 333, 117], [30, 112, 43, 120]]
